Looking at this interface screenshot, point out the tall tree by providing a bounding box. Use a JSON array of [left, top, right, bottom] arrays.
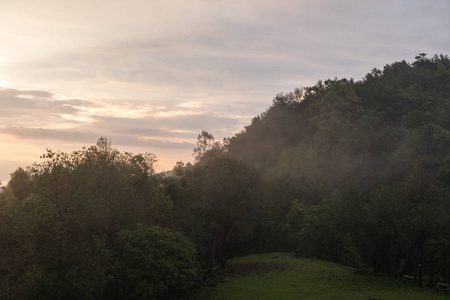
[[181, 155, 261, 266]]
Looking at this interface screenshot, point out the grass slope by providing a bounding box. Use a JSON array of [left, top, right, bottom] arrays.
[[189, 253, 450, 300]]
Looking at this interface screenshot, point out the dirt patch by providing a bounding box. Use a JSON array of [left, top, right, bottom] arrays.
[[226, 262, 293, 274]]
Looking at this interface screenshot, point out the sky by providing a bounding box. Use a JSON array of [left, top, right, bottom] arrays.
[[0, 0, 449, 184]]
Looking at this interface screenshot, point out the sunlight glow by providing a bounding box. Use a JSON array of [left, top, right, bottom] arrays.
[[176, 102, 204, 108], [155, 110, 201, 117], [60, 114, 92, 122]]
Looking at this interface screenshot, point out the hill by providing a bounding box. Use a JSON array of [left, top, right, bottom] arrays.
[[190, 253, 450, 300], [173, 54, 450, 285]]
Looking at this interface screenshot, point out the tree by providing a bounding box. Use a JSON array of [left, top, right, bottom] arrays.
[[109, 224, 199, 300], [8, 167, 31, 201], [193, 131, 222, 162], [181, 155, 262, 266], [0, 138, 170, 299], [22, 148, 112, 299]]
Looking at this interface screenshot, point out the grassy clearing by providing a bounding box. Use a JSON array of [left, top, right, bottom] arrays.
[[189, 253, 450, 300]]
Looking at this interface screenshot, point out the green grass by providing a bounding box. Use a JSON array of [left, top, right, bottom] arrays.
[[189, 253, 450, 300]]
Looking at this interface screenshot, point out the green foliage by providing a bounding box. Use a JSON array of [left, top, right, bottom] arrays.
[[29, 236, 112, 300], [193, 131, 223, 162], [176, 154, 263, 265], [8, 167, 31, 200], [110, 224, 199, 300], [224, 53, 450, 282], [0, 138, 195, 299]]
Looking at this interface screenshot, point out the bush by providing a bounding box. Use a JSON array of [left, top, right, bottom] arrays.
[[109, 224, 199, 300]]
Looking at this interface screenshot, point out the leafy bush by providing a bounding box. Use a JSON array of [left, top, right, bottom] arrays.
[[109, 224, 199, 300]]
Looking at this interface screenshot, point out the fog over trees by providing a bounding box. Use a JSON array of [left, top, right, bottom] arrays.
[[1, 54, 450, 299]]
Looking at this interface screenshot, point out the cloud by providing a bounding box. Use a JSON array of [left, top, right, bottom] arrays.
[[0, 85, 242, 153], [0, 87, 53, 109], [114, 127, 192, 139], [91, 111, 241, 139], [0, 0, 449, 181], [0, 126, 97, 143], [0, 85, 243, 141], [11, 0, 445, 100], [0, 125, 195, 150]]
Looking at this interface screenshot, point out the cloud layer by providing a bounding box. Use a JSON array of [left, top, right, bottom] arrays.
[[0, 86, 239, 147], [1, 0, 449, 183]]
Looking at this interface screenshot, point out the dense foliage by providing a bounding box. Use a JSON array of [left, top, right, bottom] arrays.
[[109, 224, 199, 300], [223, 53, 450, 284], [1, 54, 449, 298], [0, 139, 198, 299]]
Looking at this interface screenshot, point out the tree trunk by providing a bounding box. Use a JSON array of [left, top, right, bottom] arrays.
[[210, 234, 217, 267]]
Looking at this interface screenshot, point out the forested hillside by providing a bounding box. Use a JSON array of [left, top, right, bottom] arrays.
[[1, 54, 450, 299], [224, 53, 450, 280], [225, 53, 450, 281]]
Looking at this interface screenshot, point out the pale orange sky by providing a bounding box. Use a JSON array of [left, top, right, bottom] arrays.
[[1, 0, 449, 184]]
